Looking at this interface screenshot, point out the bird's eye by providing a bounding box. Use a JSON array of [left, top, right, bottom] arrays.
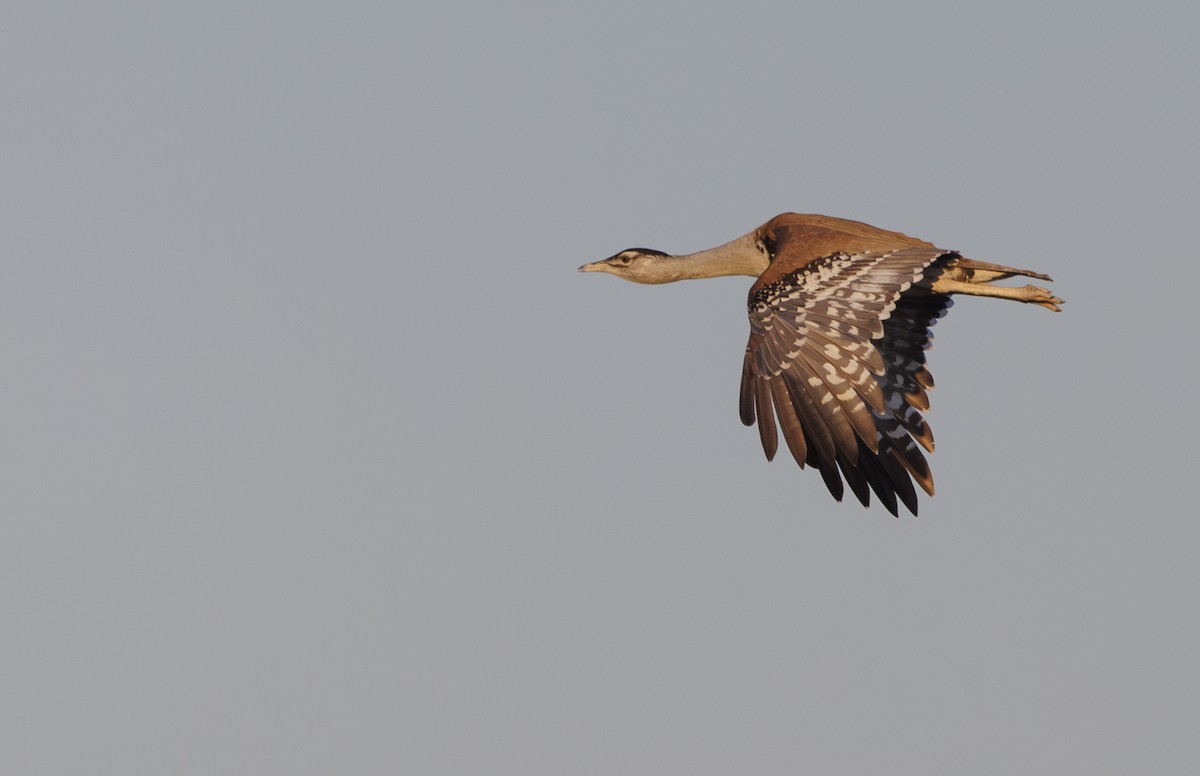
[[617, 255, 633, 265]]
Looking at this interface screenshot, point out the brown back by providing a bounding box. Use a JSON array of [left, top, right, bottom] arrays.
[[754, 214, 938, 289]]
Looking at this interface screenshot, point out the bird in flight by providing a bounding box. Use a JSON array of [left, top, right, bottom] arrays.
[[580, 213, 1062, 516]]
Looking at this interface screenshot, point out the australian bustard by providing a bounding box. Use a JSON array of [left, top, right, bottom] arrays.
[[579, 213, 1062, 517]]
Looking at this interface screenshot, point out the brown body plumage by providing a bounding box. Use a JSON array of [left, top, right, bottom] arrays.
[[580, 213, 1062, 516]]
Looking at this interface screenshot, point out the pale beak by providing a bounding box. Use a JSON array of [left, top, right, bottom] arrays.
[[578, 260, 610, 273]]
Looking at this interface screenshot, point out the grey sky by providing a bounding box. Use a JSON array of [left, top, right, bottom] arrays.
[[2, 1, 1197, 774]]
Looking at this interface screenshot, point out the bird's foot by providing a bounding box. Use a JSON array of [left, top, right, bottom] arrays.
[[1021, 284, 1064, 312]]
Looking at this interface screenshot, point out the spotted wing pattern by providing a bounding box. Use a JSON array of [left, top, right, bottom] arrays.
[[739, 247, 955, 516]]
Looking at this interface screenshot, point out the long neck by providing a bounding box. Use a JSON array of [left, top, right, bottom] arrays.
[[653, 232, 769, 282]]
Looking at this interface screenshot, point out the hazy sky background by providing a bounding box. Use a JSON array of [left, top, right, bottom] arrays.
[[3, 1, 1197, 774]]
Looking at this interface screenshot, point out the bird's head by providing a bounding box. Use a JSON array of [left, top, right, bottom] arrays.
[[578, 248, 672, 284]]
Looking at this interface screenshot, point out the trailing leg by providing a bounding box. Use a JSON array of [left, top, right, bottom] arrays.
[[930, 258, 1063, 312]]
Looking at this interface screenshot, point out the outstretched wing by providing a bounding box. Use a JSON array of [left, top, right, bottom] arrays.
[[739, 247, 954, 516]]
